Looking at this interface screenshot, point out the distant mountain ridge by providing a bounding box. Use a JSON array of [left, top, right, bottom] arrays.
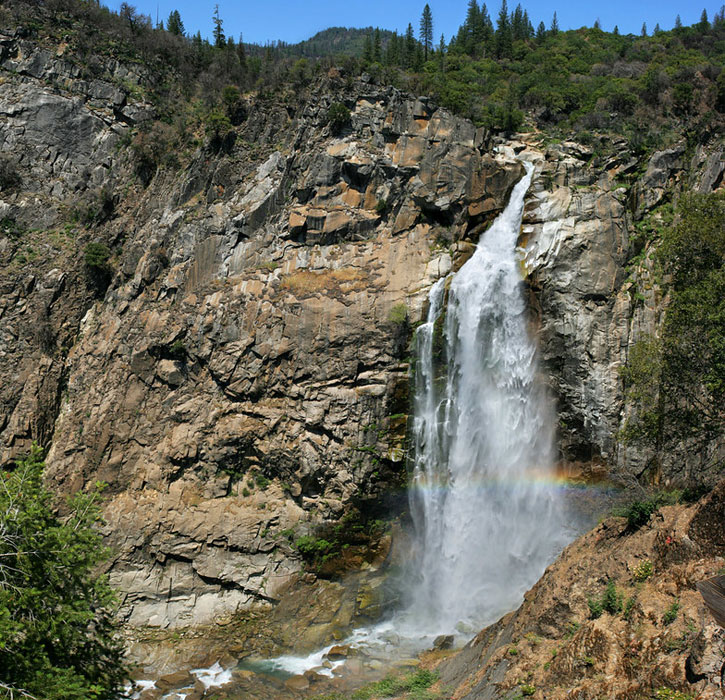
[[246, 26, 396, 58]]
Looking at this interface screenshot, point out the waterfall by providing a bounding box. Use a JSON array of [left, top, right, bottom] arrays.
[[407, 161, 570, 635]]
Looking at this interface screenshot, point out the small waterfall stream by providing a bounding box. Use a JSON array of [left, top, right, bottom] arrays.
[[405, 161, 571, 636]]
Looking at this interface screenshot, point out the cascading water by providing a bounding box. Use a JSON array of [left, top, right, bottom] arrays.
[[405, 161, 571, 636], [266, 161, 578, 676]]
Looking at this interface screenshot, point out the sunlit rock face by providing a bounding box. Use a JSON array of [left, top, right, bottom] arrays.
[[0, 32, 524, 628]]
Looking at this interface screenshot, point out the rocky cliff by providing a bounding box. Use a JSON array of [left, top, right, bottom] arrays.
[[1, 22, 723, 638], [0, 28, 523, 630], [433, 479, 725, 700]]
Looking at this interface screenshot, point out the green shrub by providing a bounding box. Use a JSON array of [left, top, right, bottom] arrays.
[[626, 499, 660, 529], [633, 560, 654, 582], [327, 102, 351, 134], [83, 242, 112, 295], [587, 596, 603, 619], [294, 535, 334, 560], [388, 302, 409, 324], [663, 601, 680, 626], [589, 580, 623, 618]]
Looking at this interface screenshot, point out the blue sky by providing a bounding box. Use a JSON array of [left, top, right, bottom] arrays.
[[106, 1, 714, 45]]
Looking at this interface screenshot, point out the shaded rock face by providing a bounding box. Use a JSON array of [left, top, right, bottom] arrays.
[[514, 138, 723, 485], [0, 33, 522, 629], [436, 480, 725, 700]]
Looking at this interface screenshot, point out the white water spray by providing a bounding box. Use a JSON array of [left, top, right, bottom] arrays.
[[405, 161, 570, 635], [268, 162, 576, 674]]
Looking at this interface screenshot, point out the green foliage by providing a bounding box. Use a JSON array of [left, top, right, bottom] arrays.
[[315, 668, 439, 700], [633, 560, 654, 582], [388, 302, 409, 324], [587, 595, 603, 619], [83, 242, 112, 295], [169, 340, 187, 361], [0, 446, 127, 699], [663, 601, 680, 625], [294, 535, 334, 560], [327, 102, 351, 134], [521, 683, 536, 696], [621, 192, 725, 463], [0, 216, 25, 240], [625, 498, 660, 529], [653, 689, 694, 700], [623, 596, 637, 621], [204, 109, 233, 139], [589, 580, 623, 618]]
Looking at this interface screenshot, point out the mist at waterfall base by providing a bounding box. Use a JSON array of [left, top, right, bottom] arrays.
[[267, 162, 588, 674], [400, 161, 573, 641]]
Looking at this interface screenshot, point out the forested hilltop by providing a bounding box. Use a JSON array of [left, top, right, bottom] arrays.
[[3, 0, 724, 142]]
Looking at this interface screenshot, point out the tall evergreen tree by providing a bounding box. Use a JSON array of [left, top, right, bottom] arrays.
[[420, 4, 434, 60], [495, 0, 513, 58], [481, 3, 494, 50], [212, 4, 225, 48], [641, 21, 647, 36], [166, 9, 184, 36], [550, 11, 559, 34], [363, 32, 373, 63], [613, 24, 619, 35], [675, 14, 682, 29], [699, 8, 710, 30], [536, 20, 546, 40], [405, 23, 416, 69], [593, 17, 601, 30], [373, 28, 382, 63], [438, 33, 446, 68]]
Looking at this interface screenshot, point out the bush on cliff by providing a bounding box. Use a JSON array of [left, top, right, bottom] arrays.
[[0, 446, 127, 700], [620, 191, 725, 470]]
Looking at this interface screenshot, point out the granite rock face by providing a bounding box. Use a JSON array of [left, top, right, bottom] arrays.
[[512, 138, 722, 486], [1, 29, 722, 632], [0, 34, 522, 628]]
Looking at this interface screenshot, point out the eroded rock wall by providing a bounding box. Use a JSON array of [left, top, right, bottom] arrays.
[[0, 31, 523, 628]]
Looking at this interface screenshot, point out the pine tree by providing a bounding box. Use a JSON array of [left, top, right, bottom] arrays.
[[536, 20, 546, 40], [675, 14, 682, 29], [419, 4, 434, 61], [212, 4, 225, 48], [613, 24, 619, 35], [0, 447, 128, 700], [715, 5, 725, 28], [405, 23, 416, 69], [654, 22, 661, 34], [363, 32, 373, 63], [641, 21, 647, 36], [550, 11, 559, 34], [699, 8, 709, 30], [495, 0, 512, 58], [373, 28, 382, 63], [166, 9, 184, 36], [512, 3, 524, 40], [481, 3, 494, 51], [593, 17, 601, 30], [438, 33, 446, 68]]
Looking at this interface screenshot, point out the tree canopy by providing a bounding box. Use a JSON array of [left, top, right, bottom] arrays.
[[621, 192, 725, 472], [0, 446, 127, 700]]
